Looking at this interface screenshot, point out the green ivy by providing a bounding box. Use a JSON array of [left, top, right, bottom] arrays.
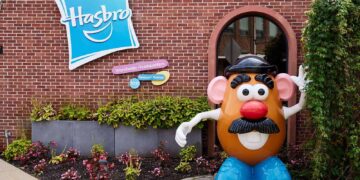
[[303, 0, 360, 179], [57, 104, 93, 121], [30, 100, 57, 122], [97, 96, 210, 129], [1, 139, 31, 161]]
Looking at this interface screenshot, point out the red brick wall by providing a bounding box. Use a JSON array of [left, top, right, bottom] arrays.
[[0, 0, 312, 150]]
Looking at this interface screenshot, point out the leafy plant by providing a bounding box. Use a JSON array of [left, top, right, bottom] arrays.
[[33, 159, 47, 176], [175, 145, 197, 173], [57, 104, 93, 121], [179, 145, 196, 162], [151, 141, 170, 167], [30, 100, 57, 121], [30, 96, 210, 129], [124, 166, 141, 180], [150, 167, 164, 177], [194, 147, 226, 175], [97, 96, 210, 129], [66, 147, 80, 163], [175, 161, 191, 173], [118, 150, 142, 180], [303, 0, 360, 179], [49, 153, 66, 165], [48, 145, 80, 165], [195, 156, 220, 174], [91, 144, 105, 155], [48, 140, 67, 165], [1, 139, 31, 161], [195, 156, 209, 174], [83, 151, 115, 179], [219, 151, 228, 160], [61, 167, 81, 180], [16, 141, 50, 166], [97, 98, 137, 128]]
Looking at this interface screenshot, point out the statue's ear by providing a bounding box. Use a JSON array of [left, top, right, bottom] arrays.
[[275, 73, 295, 101], [207, 76, 227, 104]]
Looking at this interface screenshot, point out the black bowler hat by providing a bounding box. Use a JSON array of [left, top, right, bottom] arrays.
[[225, 55, 277, 77]]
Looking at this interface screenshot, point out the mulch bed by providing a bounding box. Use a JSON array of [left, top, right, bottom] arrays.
[[4, 156, 215, 180], [1, 146, 310, 180]]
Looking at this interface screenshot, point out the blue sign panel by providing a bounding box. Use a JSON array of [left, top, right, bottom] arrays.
[[138, 74, 165, 81], [56, 0, 139, 70]]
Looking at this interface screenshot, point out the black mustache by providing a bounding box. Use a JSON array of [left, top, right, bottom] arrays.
[[228, 118, 280, 134]]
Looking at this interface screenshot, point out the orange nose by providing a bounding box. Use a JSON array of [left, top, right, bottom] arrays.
[[240, 101, 268, 120]]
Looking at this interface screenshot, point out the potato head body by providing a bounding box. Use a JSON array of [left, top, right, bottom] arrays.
[[175, 56, 307, 180], [218, 73, 286, 165]]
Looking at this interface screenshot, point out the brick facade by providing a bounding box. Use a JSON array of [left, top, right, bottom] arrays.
[[0, 0, 312, 150]]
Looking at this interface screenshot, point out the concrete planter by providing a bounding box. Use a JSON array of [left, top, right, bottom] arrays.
[[32, 121, 202, 157], [32, 121, 114, 156], [115, 126, 202, 156]]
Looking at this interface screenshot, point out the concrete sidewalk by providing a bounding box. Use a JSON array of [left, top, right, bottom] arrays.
[[0, 159, 37, 180], [182, 175, 214, 180]]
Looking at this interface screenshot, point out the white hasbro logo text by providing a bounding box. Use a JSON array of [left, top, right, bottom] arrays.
[[61, 5, 132, 42]]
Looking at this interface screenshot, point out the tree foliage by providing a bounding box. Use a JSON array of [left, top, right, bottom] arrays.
[[303, 0, 360, 179]]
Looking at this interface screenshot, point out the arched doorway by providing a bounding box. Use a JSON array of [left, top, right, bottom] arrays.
[[206, 6, 297, 155], [217, 15, 288, 76]]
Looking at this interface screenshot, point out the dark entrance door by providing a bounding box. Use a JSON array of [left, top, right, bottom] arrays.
[[217, 16, 288, 76]]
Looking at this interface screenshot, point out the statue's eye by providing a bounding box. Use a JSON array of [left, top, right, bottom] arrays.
[[242, 89, 249, 96], [237, 84, 253, 101], [258, 89, 265, 95], [253, 84, 269, 100]]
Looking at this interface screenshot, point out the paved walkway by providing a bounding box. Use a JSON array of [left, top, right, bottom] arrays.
[[182, 175, 214, 180], [0, 159, 37, 180]]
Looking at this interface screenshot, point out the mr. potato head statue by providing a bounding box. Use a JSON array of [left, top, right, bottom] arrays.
[[175, 55, 307, 180]]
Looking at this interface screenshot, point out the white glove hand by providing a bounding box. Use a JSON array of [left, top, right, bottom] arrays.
[[291, 65, 309, 93], [175, 122, 193, 147]]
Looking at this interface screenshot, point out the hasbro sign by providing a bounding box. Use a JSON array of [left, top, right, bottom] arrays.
[[56, 0, 139, 70]]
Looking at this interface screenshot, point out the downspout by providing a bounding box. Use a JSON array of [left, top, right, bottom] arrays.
[[4, 130, 11, 147]]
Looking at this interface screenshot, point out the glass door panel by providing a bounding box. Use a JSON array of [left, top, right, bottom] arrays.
[[217, 16, 288, 76]]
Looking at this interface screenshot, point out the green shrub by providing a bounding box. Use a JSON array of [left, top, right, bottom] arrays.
[[2, 139, 31, 161], [57, 104, 93, 121], [97, 96, 210, 129], [30, 96, 210, 129], [30, 100, 57, 121], [97, 98, 138, 128]]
